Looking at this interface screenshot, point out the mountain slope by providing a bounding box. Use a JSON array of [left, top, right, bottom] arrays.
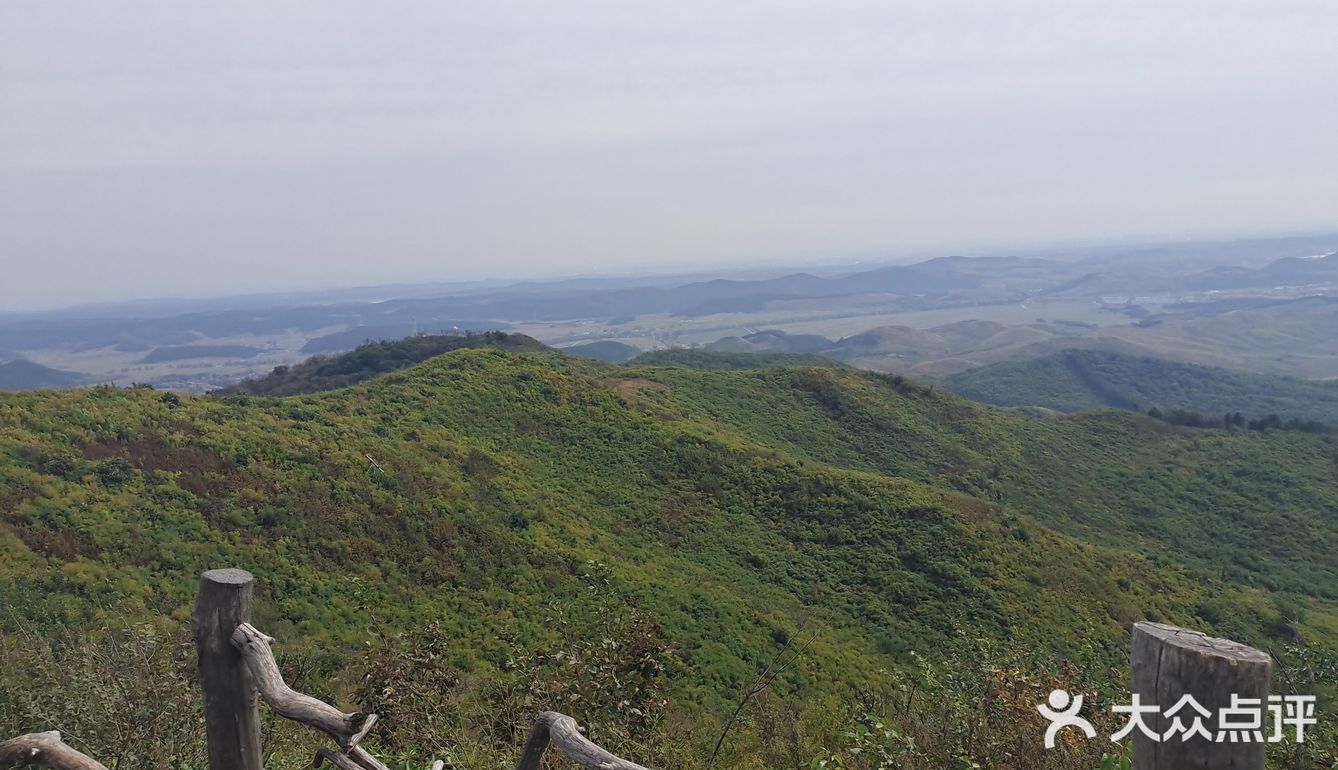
[[2, 350, 1335, 766], [225, 331, 548, 395], [942, 349, 1338, 424], [621, 361, 1338, 599], [0, 359, 89, 390]]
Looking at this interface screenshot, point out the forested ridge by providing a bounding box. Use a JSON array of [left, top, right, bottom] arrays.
[[225, 331, 546, 396], [2, 347, 1335, 767], [944, 349, 1338, 426]]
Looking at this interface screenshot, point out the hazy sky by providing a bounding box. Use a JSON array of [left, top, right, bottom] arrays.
[[2, 1, 1336, 311]]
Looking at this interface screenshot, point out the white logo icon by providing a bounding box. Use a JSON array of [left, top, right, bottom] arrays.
[[1037, 689, 1097, 749]]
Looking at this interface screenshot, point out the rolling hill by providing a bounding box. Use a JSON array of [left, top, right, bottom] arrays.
[[6, 235, 1336, 391], [225, 331, 548, 395], [943, 349, 1338, 425], [689, 295, 1338, 379], [140, 344, 267, 363], [0, 359, 89, 390], [560, 340, 643, 363], [2, 349, 1335, 767]]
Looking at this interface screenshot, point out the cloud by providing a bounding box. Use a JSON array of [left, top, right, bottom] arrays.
[[1, 0, 1336, 309]]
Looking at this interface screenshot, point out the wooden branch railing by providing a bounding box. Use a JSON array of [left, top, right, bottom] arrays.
[[229, 621, 388, 770], [515, 712, 651, 770], [4, 566, 650, 770], [0, 732, 109, 770], [225, 612, 650, 770], [195, 568, 651, 770], [230, 623, 378, 750], [4, 567, 1275, 770]]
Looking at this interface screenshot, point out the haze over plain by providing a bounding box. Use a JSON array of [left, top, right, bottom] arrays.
[[3, 0, 1337, 311]]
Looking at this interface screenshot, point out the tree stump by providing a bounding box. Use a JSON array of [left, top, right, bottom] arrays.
[[192, 568, 263, 770], [1131, 621, 1272, 770]]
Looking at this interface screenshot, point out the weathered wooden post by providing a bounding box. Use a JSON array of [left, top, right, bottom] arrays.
[[1131, 621, 1272, 770], [193, 568, 264, 770]]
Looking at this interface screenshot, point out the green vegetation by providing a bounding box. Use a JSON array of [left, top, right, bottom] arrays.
[[629, 348, 845, 370], [2, 350, 1335, 767], [944, 349, 1338, 425], [1145, 407, 1330, 434], [225, 332, 548, 396]]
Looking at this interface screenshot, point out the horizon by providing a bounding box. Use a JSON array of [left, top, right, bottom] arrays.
[[4, 226, 1335, 317], [4, 1, 1337, 312]]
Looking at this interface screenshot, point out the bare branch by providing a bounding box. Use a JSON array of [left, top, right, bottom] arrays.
[[0, 732, 110, 770], [229, 622, 376, 751], [314, 748, 364, 770], [706, 629, 816, 767], [348, 746, 391, 770], [515, 712, 650, 770], [311, 745, 393, 770]]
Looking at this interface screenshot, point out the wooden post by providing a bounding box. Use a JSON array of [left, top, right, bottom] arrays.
[[192, 568, 264, 770], [1131, 621, 1272, 770]]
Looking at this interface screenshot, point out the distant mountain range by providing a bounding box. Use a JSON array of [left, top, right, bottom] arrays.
[[2, 234, 1334, 389], [0, 359, 89, 390], [627, 348, 844, 370], [696, 295, 1338, 379], [560, 340, 643, 362]]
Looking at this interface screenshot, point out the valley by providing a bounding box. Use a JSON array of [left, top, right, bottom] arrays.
[[3, 235, 1336, 391]]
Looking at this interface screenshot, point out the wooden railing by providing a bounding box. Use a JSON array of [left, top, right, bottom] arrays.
[[0, 732, 110, 770], [3, 568, 652, 770], [1, 570, 1276, 770]]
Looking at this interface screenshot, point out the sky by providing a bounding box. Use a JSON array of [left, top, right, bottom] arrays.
[[1, 1, 1336, 311]]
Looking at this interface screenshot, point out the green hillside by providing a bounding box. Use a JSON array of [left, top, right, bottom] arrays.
[[225, 331, 548, 395], [2, 350, 1335, 768], [944, 349, 1338, 425]]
